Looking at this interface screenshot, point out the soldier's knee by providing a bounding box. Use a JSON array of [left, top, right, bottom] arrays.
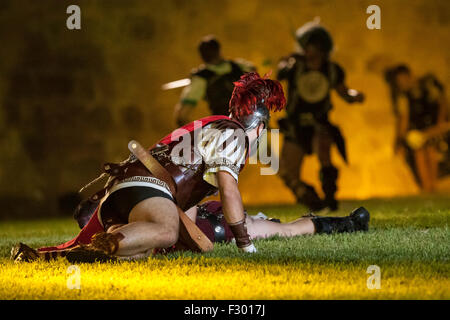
[[279, 171, 299, 190], [158, 218, 179, 247], [159, 226, 179, 247]]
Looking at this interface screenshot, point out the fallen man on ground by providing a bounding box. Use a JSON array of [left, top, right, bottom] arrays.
[[12, 200, 369, 262]]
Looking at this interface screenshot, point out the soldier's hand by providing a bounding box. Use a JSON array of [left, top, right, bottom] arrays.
[[353, 92, 365, 103], [239, 242, 257, 253]]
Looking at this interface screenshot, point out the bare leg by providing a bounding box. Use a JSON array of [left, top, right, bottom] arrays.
[[246, 215, 315, 239], [279, 139, 324, 211], [279, 140, 305, 193], [427, 145, 439, 192], [108, 197, 179, 257], [414, 147, 433, 192], [106, 224, 125, 233], [314, 126, 338, 210], [116, 249, 154, 261], [313, 126, 333, 167], [185, 204, 315, 241], [184, 206, 198, 222]]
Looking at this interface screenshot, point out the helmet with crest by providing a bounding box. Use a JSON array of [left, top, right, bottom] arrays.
[[295, 20, 333, 54], [229, 72, 286, 130]]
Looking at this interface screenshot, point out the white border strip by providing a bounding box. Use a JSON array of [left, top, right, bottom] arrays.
[[108, 180, 173, 199]]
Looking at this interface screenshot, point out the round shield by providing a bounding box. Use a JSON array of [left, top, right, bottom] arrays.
[[296, 70, 330, 103]]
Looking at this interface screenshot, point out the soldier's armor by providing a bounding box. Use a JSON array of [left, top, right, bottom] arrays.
[[277, 54, 347, 159], [280, 53, 343, 122], [99, 116, 248, 211], [192, 61, 245, 116]]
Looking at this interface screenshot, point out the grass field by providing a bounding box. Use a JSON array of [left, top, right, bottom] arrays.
[[0, 196, 449, 300]]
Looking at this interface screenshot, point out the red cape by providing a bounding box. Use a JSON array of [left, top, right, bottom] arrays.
[[38, 207, 103, 251]]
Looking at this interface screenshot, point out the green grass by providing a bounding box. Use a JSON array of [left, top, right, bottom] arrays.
[[0, 196, 449, 299]]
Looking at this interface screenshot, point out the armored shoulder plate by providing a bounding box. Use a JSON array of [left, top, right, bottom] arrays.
[[191, 64, 215, 79]]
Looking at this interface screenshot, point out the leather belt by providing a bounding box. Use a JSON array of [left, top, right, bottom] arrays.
[[128, 140, 177, 196], [127, 140, 213, 253]]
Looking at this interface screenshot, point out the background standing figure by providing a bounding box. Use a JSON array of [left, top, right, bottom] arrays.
[[277, 21, 365, 211], [174, 35, 256, 126], [384, 64, 450, 192]]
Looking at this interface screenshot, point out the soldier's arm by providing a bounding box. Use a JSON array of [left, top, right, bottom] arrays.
[[276, 58, 291, 81], [335, 83, 365, 103], [198, 126, 255, 252], [332, 63, 364, 103], [174, 101, 193, 127], [422, 75, 447, 129], [217, 171, 256, 252], [217, 171, 245, 224], [174, 76, 207, 126], [437, 94, 448, 124], [432, 76, 447, 124]]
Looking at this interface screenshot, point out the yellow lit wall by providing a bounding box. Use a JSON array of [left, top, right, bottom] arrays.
[[0, 0, 449, 212]]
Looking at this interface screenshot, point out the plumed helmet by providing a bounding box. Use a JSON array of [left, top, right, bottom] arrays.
[[237, 103, 271, 130], [295, 20, 333, 53], [229, 72, 286, 130]]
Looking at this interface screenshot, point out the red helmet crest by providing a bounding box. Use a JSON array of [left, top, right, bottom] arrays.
[[229, 72, 286, 119]]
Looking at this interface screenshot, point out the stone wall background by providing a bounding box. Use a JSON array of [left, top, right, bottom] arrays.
[[0, 0, 449, 217]]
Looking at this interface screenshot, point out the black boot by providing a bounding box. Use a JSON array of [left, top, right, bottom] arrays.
[[294, 182, 326, 212], [311, 207, 370, 234], [320, 165, 339, 211]]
